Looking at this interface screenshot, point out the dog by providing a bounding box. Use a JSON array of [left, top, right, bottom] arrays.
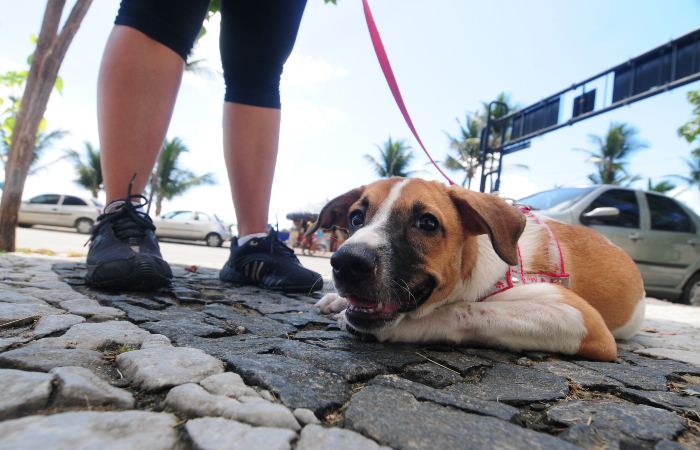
[[307, 178, 645, 361]]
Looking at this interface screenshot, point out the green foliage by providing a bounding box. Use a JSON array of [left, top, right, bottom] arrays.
[[324, 0, 338, 4], [576, 122, 647, 186], [647, 178, 676, 194], [444, 113, 484, 188], [152, 137, 217, 216], [365, 136, 415, 178], [678, 89, 700, 151], [66, 142, 103, 198]]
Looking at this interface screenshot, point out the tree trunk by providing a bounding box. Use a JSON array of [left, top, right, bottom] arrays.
[[0, 0, 92, 251]]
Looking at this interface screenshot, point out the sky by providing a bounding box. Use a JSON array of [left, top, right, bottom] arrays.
[[1, 0, 700, 229]]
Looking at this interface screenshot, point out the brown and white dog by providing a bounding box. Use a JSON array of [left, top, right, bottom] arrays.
[[308, 178, 645, 361]]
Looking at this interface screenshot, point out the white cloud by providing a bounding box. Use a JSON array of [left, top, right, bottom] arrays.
[[497, 174, 539, 200], [280, 98, 348, 139], [281, 52, 348, 90]]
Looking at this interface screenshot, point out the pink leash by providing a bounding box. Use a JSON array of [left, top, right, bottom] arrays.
[[362, 0, 456, 186]]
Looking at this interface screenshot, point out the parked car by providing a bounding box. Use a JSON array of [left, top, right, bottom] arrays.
[[18, 194, 103, 234], [154, 211, 232, 247], [518, 185, 700, 305]]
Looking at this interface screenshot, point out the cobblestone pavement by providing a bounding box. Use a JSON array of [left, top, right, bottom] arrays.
[[1, 253, 700, 449]]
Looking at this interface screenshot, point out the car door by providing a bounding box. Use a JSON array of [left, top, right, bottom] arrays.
[[19, 194, 62, 226], [580, 188, 643, 261], [634, 193, 700, 288], [193, 212, 212, 239], [55, 195, 89, 227], [157, 211, 194, 239]]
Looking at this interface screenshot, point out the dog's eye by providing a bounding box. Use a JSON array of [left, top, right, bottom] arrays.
[[415, 214, 439, 231], [349, 211, 364, 228]]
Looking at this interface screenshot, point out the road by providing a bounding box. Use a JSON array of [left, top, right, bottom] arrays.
[[14, 226, 333, 278]]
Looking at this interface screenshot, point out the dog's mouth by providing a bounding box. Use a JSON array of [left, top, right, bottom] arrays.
[[343, 277, 436, 331]]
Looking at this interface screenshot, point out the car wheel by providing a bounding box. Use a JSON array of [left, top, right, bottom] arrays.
[[206, 233, 223, 247], [17, 223, 32, 228], [681, 273, 700, 306], [75, 218, 94, 234]]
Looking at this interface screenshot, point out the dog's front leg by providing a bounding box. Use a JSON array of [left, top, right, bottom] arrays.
[[373, 284, 617, 361]]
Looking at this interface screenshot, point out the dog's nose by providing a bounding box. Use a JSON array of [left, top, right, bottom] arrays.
[[331, 247, 378, 280]]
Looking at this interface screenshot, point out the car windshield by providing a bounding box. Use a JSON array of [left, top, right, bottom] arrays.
[[519, 187, 596, 212]]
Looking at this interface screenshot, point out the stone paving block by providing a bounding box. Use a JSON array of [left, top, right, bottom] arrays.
[[0, 290, 48, 305], [0, 337, 25, 352], [140, 333, 172, 349], [203, 304, 299, 338], [0, 369, 54, 420], [457, 347, 520, 364], [58, 299, 125, 320], [547, 400, 686, 445], [266, 311, 336, 328], [0, 411, 180, 450], [116, 347, 224, 392], [185, 417, 296, 450], [616, 387, 700, 415], [0, 347, 106, 372], [21, 288, 89, 305], [556, 424, 625, 450], [618, 353, 700, 376], [297, 424, 392, 450], [50, 366, 135, 409], [141, 318, 231, 339], [293, 408, 320, 425], [200, 372, 260, 399], [345, 385, 580, 450], [32, 320, 151, 350], [272, 339, 385, 383], [165, 383, 300, 430], [421, 350, 492, 375], [0, 303, 62, 326], [291, 330, 349, 340], [32, 314, 85, 338], [532, 360, 623, 389], [242, 300, 316, 315], [576, 361, 669, 391], [636, 348, 700, 368], [227, 353, 351, 414], [322, 339, 427, 372], [403, 362, 463, 388], [367, 374, 519, 421], [448, 365, 569, 405]]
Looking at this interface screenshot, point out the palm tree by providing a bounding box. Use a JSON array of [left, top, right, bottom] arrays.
[[151, 137, 217, 216], [365, 137, 415, 178], [671, 149, 700, 193], [647, 178, 676, 194], [443, 113, 483, 189], [66, 141, 102, 198], [576, 122, 648, 186]]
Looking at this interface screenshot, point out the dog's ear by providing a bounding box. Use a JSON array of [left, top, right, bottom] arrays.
[[448, 185, 526, 266], [306, 187, 364, 237]]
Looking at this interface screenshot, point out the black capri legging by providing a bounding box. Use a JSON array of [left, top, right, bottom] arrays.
[[115, 0, 307, 109]]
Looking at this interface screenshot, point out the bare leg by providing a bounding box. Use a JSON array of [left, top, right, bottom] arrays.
[[223, 102, 280, 237], [98, 25, 184, 203]]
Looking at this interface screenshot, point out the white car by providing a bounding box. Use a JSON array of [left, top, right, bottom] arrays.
[[18, 194, 103, 234], [154, 211, 232, 247]]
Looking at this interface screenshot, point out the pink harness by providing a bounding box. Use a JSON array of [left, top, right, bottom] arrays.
[[478, 206, 571, 302]]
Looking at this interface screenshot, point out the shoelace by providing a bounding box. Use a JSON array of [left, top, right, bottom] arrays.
[[268, 230, 301, 265], [90, 175, 156, 242]]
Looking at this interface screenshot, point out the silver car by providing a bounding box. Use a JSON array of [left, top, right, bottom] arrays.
[[18, 194, 103, 234], [154, 211, 232, 247], [519, 185, 700, 305]]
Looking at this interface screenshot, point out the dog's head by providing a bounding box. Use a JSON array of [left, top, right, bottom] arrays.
[[307, 178, 526, 333]]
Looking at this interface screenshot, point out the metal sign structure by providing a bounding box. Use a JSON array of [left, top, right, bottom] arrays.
[[479, 26, 700, 193]]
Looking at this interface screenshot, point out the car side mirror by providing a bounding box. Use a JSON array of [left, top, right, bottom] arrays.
[[581, 207, 620, 224]]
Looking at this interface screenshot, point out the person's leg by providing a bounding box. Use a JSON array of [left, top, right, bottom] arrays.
[[98, 25, 184, 202], [86, 0, 209, 289], [218, 0, 323, 292], [223, 103, 280, 237]]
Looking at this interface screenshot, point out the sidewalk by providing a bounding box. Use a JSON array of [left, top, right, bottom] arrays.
[[0, 252, 699, 450]]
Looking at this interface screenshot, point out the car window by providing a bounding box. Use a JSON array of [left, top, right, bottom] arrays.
[[91, 199, 104, 208], [214, 214, 223, 222], [519, 187, 596, 212], [165, 211, 192, 221], [196, 213, 211, 221], [583, 189, 640, 228], [62, 196, 87, 206], [646, 193, 696, 233], [29, 194, 60, 205]]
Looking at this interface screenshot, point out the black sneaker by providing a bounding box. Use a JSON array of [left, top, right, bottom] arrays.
[[220, 229, 323, 293], [85, 180, 172, 290]]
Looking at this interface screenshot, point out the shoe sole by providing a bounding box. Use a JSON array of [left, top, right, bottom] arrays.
[[86, 254, 172, 290]]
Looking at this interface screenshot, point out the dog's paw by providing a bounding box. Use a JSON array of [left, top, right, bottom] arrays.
[[334, 308, 348, 330], [315, 293, 348, 313]]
